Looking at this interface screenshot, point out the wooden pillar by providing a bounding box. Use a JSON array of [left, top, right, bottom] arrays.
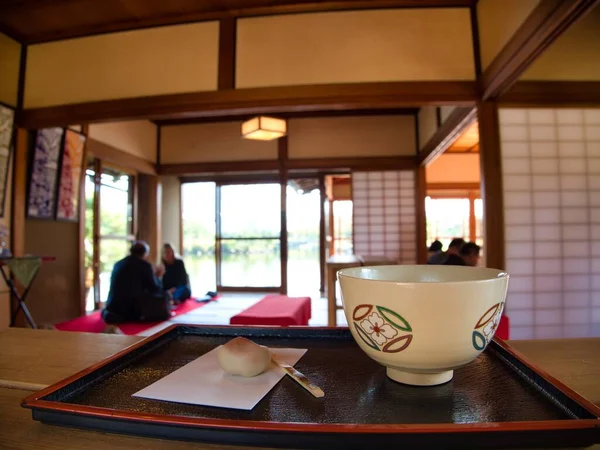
[[318, 174, 326, 293], [137, 174, 162, 264], [11, 129, 27, 258], [478, 101, 505, 270], [92, 159, 101, 309], [78, 124, 89, 315], [415, 166, 428, 264], [468, 191, 477, 243], [278, 136, 288, 295], [328, 199, 335, 255], [9, 129, 28, 326]]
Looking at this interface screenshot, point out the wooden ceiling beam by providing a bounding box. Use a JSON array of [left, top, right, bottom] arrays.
[[155, 108, 419, 127], [159, 155, 416, 176], [2, 0, 476, 44], [481, 0, 600, 100], [498, 81, 600, 106], [418, 107, 477, 166], [19, 81, 476, 129]]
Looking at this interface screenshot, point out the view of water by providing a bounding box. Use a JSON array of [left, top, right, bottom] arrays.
[[185, 248, 321, 296]]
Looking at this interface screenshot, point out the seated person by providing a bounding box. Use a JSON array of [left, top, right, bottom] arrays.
[[428, 237, 465, 265], [427, 240, 443, 260], [444, 242, 481, 267], [102, 241, 170, 324], [158, 243, 191, 303]]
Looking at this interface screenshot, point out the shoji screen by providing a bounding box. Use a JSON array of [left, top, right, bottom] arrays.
[[499, 108, 600, 339], [352, 170, 417, 263]]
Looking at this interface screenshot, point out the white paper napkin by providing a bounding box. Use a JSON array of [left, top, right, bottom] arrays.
[[133, 346, 307, 410]]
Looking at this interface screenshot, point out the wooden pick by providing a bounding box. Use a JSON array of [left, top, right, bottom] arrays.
[[271, 356, 324, 398]]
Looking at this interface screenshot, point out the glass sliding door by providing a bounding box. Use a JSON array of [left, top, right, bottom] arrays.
[[332, 200, 353, 255], [84, 162, 134, 311], [218, 183, 281, 289], [181, 182, 217, 295], [287, 179, 320, 295], [98, 170, 135, 305]]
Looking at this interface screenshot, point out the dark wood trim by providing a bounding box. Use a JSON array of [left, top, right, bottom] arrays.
[[92, 159, 102, 309], [329, 198, 335, 256], [499, 81, 600, 106], [178, 179, 184, 256], [418, 107, 477, 166], [78, 124, 89, 315], [218, 18, 236, 90], [10, 129, 27, 258], [478, 101, 505, 270], [180, 173, 280, 184], [435, 107, 442, 128], [21, 82, 477, 129], [318, 174, 326, 294], [86, 139, 157, 175], [161, 160, 279, 175], [279, 137, 288, 295], [17, 1, 475, 45], [164, 156, 417, 175], [155, 108, 418, 126], [287, 156, 417, 171], [16, 44, 27, 111], [469, 5, 482, 77], [481, 0, 600, 100], [413, 112, 420, 155], [415, 166, 428, 264], [155, 125, 161, 171], [427, 182, 481, 191]]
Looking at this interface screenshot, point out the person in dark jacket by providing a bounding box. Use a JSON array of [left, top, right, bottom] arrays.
[[428, 237, 465, 265], [444, 242, 481, 267], [159, 243, 191, 303], [102, 241, 169, 324]]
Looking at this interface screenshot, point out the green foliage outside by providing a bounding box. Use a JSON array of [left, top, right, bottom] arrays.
[[85, 192, 132, 275]]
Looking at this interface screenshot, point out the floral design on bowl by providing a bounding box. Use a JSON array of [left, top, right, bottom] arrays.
[[352, 304, 413, 353], [472, 302, 505, 351]]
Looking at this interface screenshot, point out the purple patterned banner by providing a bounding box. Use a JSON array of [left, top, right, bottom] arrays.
[[27, 127, 64, 219]]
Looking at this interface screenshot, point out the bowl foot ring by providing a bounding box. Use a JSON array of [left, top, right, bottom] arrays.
[[386, 368, 453, 386]]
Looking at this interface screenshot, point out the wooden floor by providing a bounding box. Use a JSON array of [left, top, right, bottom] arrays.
[[138, 292, 348, 336]]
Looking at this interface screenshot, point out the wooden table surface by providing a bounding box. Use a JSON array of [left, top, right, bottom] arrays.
[[0, 328, 598, 450]]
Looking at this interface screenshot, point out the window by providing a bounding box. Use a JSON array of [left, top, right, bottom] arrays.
[[85, 162, 134, 311], [181, 182, 217, 295], [219, 184, 281, 288], [426, 192, 483, 250], [332, 200, 353, 255]]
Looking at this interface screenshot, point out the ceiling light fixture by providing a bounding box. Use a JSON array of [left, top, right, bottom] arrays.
[[241, 116, 287, 141]]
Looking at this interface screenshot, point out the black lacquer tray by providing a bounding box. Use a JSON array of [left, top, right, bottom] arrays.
[[22, 325, 600, 449]]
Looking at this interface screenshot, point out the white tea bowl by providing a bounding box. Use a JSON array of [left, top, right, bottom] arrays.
[[338, 265, 509, 386]]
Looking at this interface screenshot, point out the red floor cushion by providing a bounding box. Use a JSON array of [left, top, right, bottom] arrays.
[[230, 295, 312, 326], [54, 298, 213, 335]]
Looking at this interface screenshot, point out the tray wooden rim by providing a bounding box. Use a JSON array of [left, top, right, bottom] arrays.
[[22, 324, 600, 435]]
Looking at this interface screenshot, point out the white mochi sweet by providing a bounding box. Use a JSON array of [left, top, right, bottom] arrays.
[[217, 337, 272, 377]]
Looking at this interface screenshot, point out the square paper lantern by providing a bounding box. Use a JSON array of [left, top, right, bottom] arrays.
[[241, 116, 287, 141]]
